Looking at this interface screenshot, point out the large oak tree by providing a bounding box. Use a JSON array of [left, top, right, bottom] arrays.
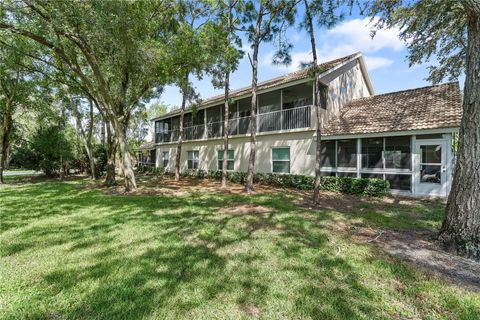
[[369, 0, 480, 260], [0, 33, 43, 183], [0, 0, 180, 191]]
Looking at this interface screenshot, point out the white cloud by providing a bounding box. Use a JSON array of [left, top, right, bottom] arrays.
[[261, 50, 313, 73], [292, 31, 303, 43], [324, 17, 404, 56], [363, 56, 394, 71], [263, 17, 404, 73], [241, 44, 252, 55]]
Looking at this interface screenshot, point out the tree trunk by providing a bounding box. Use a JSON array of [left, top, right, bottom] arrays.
[[86, 100, 96, 179], [100, 121, 106, 145], [222, 5, 232, 189], [73, 99, 96, 180], [175, 72, 189, 181], [115, 118, 137, 192], [303, 0, 323, 204], [0, 100, 13, 184], [439, 1, 480, 261], [59, 155, 64, 181], [105, 119, 116, 186], [86, 140, 95, 179], [222, 72, 230, 188], [245, 10, 263, 193], [116, 142, 124, 178]]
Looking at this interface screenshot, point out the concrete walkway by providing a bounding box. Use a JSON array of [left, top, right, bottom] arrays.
[[3, 171, 42, 176]]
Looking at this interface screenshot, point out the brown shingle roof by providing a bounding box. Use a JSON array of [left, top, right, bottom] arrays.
[[323, 82, 462, 136], [153, 52, 361, 121]]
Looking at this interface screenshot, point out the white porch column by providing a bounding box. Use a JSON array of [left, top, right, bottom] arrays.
[[356, 138, 361, 178], [204, 108, 208, 139]]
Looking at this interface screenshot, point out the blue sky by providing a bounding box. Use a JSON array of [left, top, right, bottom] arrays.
[[157, 11, 463, 110]]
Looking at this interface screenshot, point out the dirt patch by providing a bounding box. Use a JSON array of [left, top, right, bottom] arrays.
[[220, 204, 272, 216], [296, 192, 443, 214], [295, 191, 367, 213], [98, 175, 281, 196], [240, 304, 260, 318], [355, 228, 480, 292]]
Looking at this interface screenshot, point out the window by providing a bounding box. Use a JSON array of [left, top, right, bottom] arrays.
[[228, 103, 239, 135], [184, 110, 205, 140], [155, 121, 162, 133], [420, 145, 442, 184], [385, 136, 411, 169], [149, 150, 156, 166], [237, 98, 251, 135], [337, 172, 357, 177], [155, 120, 171, 143], [362, 138, 383, 169], [258, 90, 281, 114], [320, 140, 336, 168], [272, 147, 290, 173], [361, 173, 383, 179], [183, 112, 193, 128], [207, 105, 222, 138], [187, 151, 199, 169], [258, 90, 281, 132], [320, 171, 336, 177], [282, 82, 313, 109], [170, 116, 180, 141], [162, 151, 169, 168], [416, 133, 443, 140], [385, 174, 411, 191], [337, 139, 357, 168], [320, 85, 328, 109], [218, 149, 234, 171]]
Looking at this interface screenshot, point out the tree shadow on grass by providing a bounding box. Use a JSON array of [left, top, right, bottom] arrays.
[[2, 181, 473, 319]]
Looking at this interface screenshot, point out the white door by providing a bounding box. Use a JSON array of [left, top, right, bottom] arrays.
[[414, 140, 447, 196]]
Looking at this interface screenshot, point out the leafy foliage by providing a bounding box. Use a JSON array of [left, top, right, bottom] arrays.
[[179, 170, 390, 196], [29, 124, 75, 177], [368, 0, 467, 83]]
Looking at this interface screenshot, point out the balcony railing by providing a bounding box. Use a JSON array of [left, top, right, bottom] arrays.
[[155, 105, 312, 143], [137, 161, 155, 167]]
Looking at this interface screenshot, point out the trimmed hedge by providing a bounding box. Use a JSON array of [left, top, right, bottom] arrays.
[[180, 169, 389, 197], [137, 165, 165, 175]]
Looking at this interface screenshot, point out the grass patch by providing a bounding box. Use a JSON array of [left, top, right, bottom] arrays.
[[0, 178, 478, 319]]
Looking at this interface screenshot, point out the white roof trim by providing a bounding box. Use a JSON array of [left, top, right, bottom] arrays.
[[319, 127, 459, 140]]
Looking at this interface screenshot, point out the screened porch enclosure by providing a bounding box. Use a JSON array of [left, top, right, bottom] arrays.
[[154, 81, 317, 143], [320, 135, 414, 191], [137, 149, 156, 167]]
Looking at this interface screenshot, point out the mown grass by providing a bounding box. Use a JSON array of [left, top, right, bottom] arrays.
[[0, 177, 479, 319]]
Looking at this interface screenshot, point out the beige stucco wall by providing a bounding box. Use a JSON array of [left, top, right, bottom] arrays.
[[156, 130, 317, 176]]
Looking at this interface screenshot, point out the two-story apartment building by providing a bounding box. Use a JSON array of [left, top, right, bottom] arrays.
[[138, 52, 463, 197]]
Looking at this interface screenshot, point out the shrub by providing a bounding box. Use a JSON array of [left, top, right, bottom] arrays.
[[140, 168, 389, 196], [29, 124, 75, 177], [137, 165, 165, 176], [204, 170, 389, 197]]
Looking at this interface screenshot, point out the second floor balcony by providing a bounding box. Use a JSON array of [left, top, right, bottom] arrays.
[[153, 80, 330, 144], [155, 105, 314, 143]]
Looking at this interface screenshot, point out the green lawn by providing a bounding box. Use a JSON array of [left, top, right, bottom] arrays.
[[1, 178, 479, 319]]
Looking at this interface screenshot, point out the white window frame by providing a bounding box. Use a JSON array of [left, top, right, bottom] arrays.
[[162, 151, 169, 168], [187, 150, 199, 169], [271, 147, 290, 174], [217, 149, 234, 171]]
